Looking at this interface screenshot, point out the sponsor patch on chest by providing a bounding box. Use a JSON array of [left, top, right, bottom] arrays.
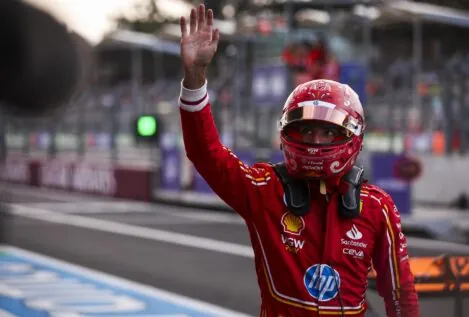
[[341, 224, 368, 260], [280, 212, 306, 253]]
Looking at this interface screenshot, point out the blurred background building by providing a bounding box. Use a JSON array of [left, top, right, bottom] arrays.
[[4, 0, 469, 206]]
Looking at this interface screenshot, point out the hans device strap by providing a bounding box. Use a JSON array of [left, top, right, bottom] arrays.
[[272, 163, 364, 219], [272, 163, 310, 217], [339, 166, 364, 219]]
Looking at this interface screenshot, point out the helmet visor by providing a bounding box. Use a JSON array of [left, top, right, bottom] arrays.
[[283, 121, 350, 145], [280, 100, 364, 136]]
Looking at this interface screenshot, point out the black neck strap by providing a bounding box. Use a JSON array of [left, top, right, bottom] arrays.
[[272, 163, 364, 219], [339, 165, 364, 219], [272, 163, 310, 217]]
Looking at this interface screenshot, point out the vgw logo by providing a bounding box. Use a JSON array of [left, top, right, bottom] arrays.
[[303, 264, 340, 301], [281, 234, 305, 253]]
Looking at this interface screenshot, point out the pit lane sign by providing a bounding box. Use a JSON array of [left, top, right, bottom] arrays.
[[0, 246, 250, 317]]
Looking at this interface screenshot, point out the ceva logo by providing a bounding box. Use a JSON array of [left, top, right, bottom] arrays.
[[343, 248, 364, 259]]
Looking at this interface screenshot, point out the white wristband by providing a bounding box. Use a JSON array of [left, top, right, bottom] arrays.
[[179, 79, 209, 112]]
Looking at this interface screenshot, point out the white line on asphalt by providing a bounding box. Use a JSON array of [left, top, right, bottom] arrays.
[[5, 184, 245, 225], [8, 204, 469, 257], [16, 201, 245, 224], [2, 184, 107, 202], [149, 205, 245, 225], [8, 204, 255, 258], [0, 245, 253, 317]]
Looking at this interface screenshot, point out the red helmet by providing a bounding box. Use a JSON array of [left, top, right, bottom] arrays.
[[279, 79, 365, 179]]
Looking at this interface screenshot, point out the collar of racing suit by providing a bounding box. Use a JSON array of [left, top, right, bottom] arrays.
[[308, 176, 348, 197]]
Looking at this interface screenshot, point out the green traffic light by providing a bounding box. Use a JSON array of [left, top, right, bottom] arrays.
[[137, 116, 157, 136]]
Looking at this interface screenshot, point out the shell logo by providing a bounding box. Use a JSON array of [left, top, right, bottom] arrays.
[[281, 212, 305, 235]]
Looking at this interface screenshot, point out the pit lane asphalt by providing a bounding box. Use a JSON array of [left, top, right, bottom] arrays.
[[2, 184, 469, 317]]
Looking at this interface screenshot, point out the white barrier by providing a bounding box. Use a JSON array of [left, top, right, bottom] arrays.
[[413, 154, 469, 205]]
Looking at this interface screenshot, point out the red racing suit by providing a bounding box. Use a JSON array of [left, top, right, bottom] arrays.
[[179, 81, 420, 317]]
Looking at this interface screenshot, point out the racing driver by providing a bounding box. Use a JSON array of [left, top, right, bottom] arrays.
[[178, 4, 420, 317]]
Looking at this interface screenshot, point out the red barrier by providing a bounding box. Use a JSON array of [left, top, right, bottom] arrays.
[[114, 166, 152, 201], [72, 162, 117, 196], [1, 157, 153, 202]]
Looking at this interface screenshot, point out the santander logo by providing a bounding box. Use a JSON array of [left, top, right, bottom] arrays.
[[346, 225, 363, 240]]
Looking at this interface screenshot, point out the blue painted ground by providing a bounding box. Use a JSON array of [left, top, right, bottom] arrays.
[[0, 248, 240, 317]]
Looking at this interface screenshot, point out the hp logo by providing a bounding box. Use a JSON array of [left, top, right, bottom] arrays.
[[303, 264, 340, 301]]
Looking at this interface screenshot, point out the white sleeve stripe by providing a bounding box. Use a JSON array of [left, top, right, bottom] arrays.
[[180, 79, 208, 102], [386, 229, 397, 293], [381, 208, 398, 294], [179, 94, 209, 112]]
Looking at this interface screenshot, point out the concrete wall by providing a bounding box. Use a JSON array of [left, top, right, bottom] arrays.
[[413, 154, 469, 205]]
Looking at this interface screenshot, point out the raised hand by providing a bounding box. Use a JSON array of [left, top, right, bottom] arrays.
[[180, 4, 219, 89]]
